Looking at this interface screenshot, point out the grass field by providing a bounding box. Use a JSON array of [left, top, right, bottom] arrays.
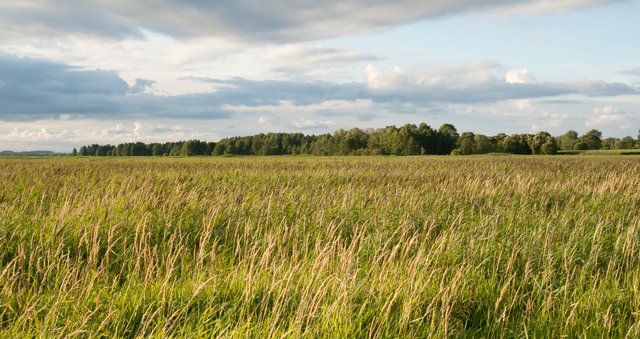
[[1, 156, 639, 337], [559, 149, 640, 155]]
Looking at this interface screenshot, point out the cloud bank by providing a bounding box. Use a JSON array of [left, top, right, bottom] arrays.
[[0, 0, 623, 42], [1, 54, 637, 123]]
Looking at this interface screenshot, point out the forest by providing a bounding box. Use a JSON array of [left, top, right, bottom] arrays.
[[75, 123, 640, 157]]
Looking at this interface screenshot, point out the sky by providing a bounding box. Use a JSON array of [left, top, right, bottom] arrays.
[[0, 0, 638, 151]]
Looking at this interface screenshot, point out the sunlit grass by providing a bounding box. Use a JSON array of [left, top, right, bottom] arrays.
[[559, 149, 640, 155], [1, 156, 639, 337]]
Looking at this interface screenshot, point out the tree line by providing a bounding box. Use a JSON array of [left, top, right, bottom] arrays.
[[74, 123, 640, 156]]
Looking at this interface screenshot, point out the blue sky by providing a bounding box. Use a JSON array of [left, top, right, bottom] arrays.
[[0, 0, 638, 151]]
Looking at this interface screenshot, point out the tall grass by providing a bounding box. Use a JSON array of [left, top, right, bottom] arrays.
[[0, 156, 639, 337]]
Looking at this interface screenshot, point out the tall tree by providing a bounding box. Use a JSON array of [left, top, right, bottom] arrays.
[[581, 129, 603, 150], [500, 134, 532, 154], [541, 138, 559, 155], [529, 132, 553, 155], [557, 130, 578, 150], [474, 135, 494, 154], [438, 123, 459, 155], [617, 136, 636, 149]]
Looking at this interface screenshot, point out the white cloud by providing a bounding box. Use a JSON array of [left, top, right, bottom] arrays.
[[293, 119, 335, 129], [366, 61, 509, 91], [0, 0, 628, 99], [224, 99, 376, 119], [514, 99, 534, 111], [443, 97, 578, 134], [366, 61, 504, 91], [266, 45, 376, 76], [508, 0, 622, 14], [2, 127, 77, 140], [586, 105, 632, 129], [257, 116, 273, 125], [621, 67, 640, 77], [365, 64, 407, 90], [0, 117, 219, 151], [94, 121, 197, 141], [505, 69, 536, 84], [0, 1, 622, 43]]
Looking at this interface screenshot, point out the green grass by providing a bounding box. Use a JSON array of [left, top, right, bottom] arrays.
[[1, 156, 639, 337], [559, 149, 640, 155]]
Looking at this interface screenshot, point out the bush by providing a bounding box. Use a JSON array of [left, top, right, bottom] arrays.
[[573, 142, 589, 150]]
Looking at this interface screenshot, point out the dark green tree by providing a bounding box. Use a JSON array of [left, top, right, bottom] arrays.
[[557, 130, 579, 150], [581, 129, 602, 150], [438, 124, 459, 155], [541, 138, 559, 155], [151, 143, 163, 156], [500, 134, 532, 154], [529, 132, 553, 155], [474, 135, 494, 154], [617, 136, 635, 149], [574, 142, 589, 150], [602, 137, 618, 150], [453, 132, 476, 155]]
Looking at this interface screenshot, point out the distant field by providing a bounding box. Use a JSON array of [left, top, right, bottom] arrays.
[[559, 149, 640, 155], [1, 156, 639, 337]]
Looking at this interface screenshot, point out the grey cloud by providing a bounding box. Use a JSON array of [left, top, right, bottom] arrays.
[[0, 54, 129, 95], [193, 77, 366, 106], [130, 79, 156, 94], [408, 81, 636, 103], [541, 99, 584, 104], [0, 0, 624, 42], [267, 46, 378, 74], [620, 67, 640, 76], [0, 54, 230, 121], [361, 81, 636, 106], [1, 54, 637, 123], [191, 76, 636, 110], [0, 2, 143, 39], [363, 62, 638, 104]]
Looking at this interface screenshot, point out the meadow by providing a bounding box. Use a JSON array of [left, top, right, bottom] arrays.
[[0, 156, 639, 337], [559, 149, 640, 156]]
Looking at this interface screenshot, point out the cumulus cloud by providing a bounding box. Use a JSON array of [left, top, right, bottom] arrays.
[[365, 64, 408, 91], [366, 61, 502, 92], [363, 62, 637, 103], [96, 121, 195, 140], [0, 118, 215, 151], [293, 119, 335, 129], [505, 69, 537, 84], [0, 1, 624, 43], [587, 105, 634, 129], [1, 127, 77, 140], [1, 54, 637, 123], [442, 98, 582, 135], [257, 116, 273, 125]]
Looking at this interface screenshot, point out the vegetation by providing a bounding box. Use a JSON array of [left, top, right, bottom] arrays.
[[1, 156, 639, 337], [73, 125, 639, 157], [559, 149, 640, 156], [0, 150, 65, 156]]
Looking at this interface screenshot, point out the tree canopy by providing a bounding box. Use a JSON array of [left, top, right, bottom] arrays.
[[75, 124, 638, 157]]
